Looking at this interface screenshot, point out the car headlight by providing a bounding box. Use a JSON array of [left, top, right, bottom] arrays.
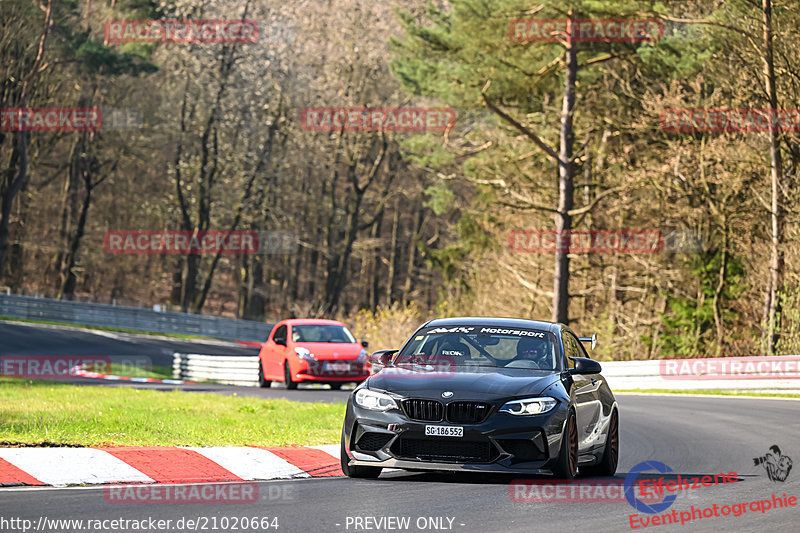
[[357, 349, 368, 363], [355, 389, 398, 411], [499, 397, 557, 415], [295, 347, 315, 360]]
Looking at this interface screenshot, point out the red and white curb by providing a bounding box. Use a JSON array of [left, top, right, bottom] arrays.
[[70, 364, 194, 385], [0, 445, 341, 487]]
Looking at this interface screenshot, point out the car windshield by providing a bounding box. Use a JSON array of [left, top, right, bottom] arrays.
[[292, 325, 356, 343], [396, 326, 558, 371]]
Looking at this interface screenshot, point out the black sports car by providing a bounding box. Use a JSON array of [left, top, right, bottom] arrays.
[[340, 317, 618, 479]]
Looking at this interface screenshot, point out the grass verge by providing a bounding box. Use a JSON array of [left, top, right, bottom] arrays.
[[0, 379, 345, 447], [616, 388, 800, 399]]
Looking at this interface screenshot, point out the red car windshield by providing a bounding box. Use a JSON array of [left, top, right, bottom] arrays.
[[292, 325, 356, 343]]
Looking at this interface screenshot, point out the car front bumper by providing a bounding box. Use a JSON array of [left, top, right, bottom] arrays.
[[342, 400, 569, 474]]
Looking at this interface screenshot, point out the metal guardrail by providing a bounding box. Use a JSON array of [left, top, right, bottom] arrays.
[[173, 353, 260, 387], [0, 293, 272, 342]]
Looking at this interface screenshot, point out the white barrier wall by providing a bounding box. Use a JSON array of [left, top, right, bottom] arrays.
[[173, 353, 260, 387], [600, 355, 800, 393]]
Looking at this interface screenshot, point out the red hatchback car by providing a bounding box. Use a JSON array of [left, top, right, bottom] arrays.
[[257, 319, 370, 389]]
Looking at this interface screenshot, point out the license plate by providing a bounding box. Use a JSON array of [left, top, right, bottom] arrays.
[[324, 362, 350, 372], [424, 425, 463, 437]]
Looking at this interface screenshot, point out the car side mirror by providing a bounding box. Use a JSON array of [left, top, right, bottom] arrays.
[[361, 340, 369, 348], [578, 333, 598, 351], [274, 336, 287, 346], [369, 349, 397, 367], [568, 357, 602, 375]]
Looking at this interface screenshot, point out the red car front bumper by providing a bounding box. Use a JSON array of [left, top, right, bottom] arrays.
[[293, 359, 370, 382]]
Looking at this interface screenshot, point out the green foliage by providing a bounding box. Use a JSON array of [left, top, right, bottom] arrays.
[[655, 250, 745, 357], [398, 135, 456, 170], [71, 35, 158, 76], [637, 22, 715, 79], [423, 182, 455, 215], [0, 380, 345, 446]]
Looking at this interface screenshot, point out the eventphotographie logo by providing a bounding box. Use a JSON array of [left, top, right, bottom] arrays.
[[625, 461, 679, 515], [753, 445, 793, 482]]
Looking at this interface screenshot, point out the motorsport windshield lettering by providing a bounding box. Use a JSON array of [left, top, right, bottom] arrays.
[[423, 326, 545, 338]]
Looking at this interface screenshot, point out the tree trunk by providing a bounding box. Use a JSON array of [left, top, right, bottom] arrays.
[[369, 209, 383, 309], [386, 200, 400, 305], [713, 222, 728, 355], [761, 0, 783, 355], [57, 176, 92, 299], [402, 206, 424, 305], [0, 1, 52, 276], [552, 12, 578, 324]]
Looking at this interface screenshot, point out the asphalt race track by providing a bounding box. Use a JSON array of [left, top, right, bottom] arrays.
[[0, 321, 260, 366], [0, 321, 360, 402], [1, 322, 797, 532], [1, 394, 797, 533]]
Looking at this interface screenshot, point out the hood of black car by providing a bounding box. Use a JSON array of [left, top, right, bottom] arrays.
[[366, 366, 560, 401]]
